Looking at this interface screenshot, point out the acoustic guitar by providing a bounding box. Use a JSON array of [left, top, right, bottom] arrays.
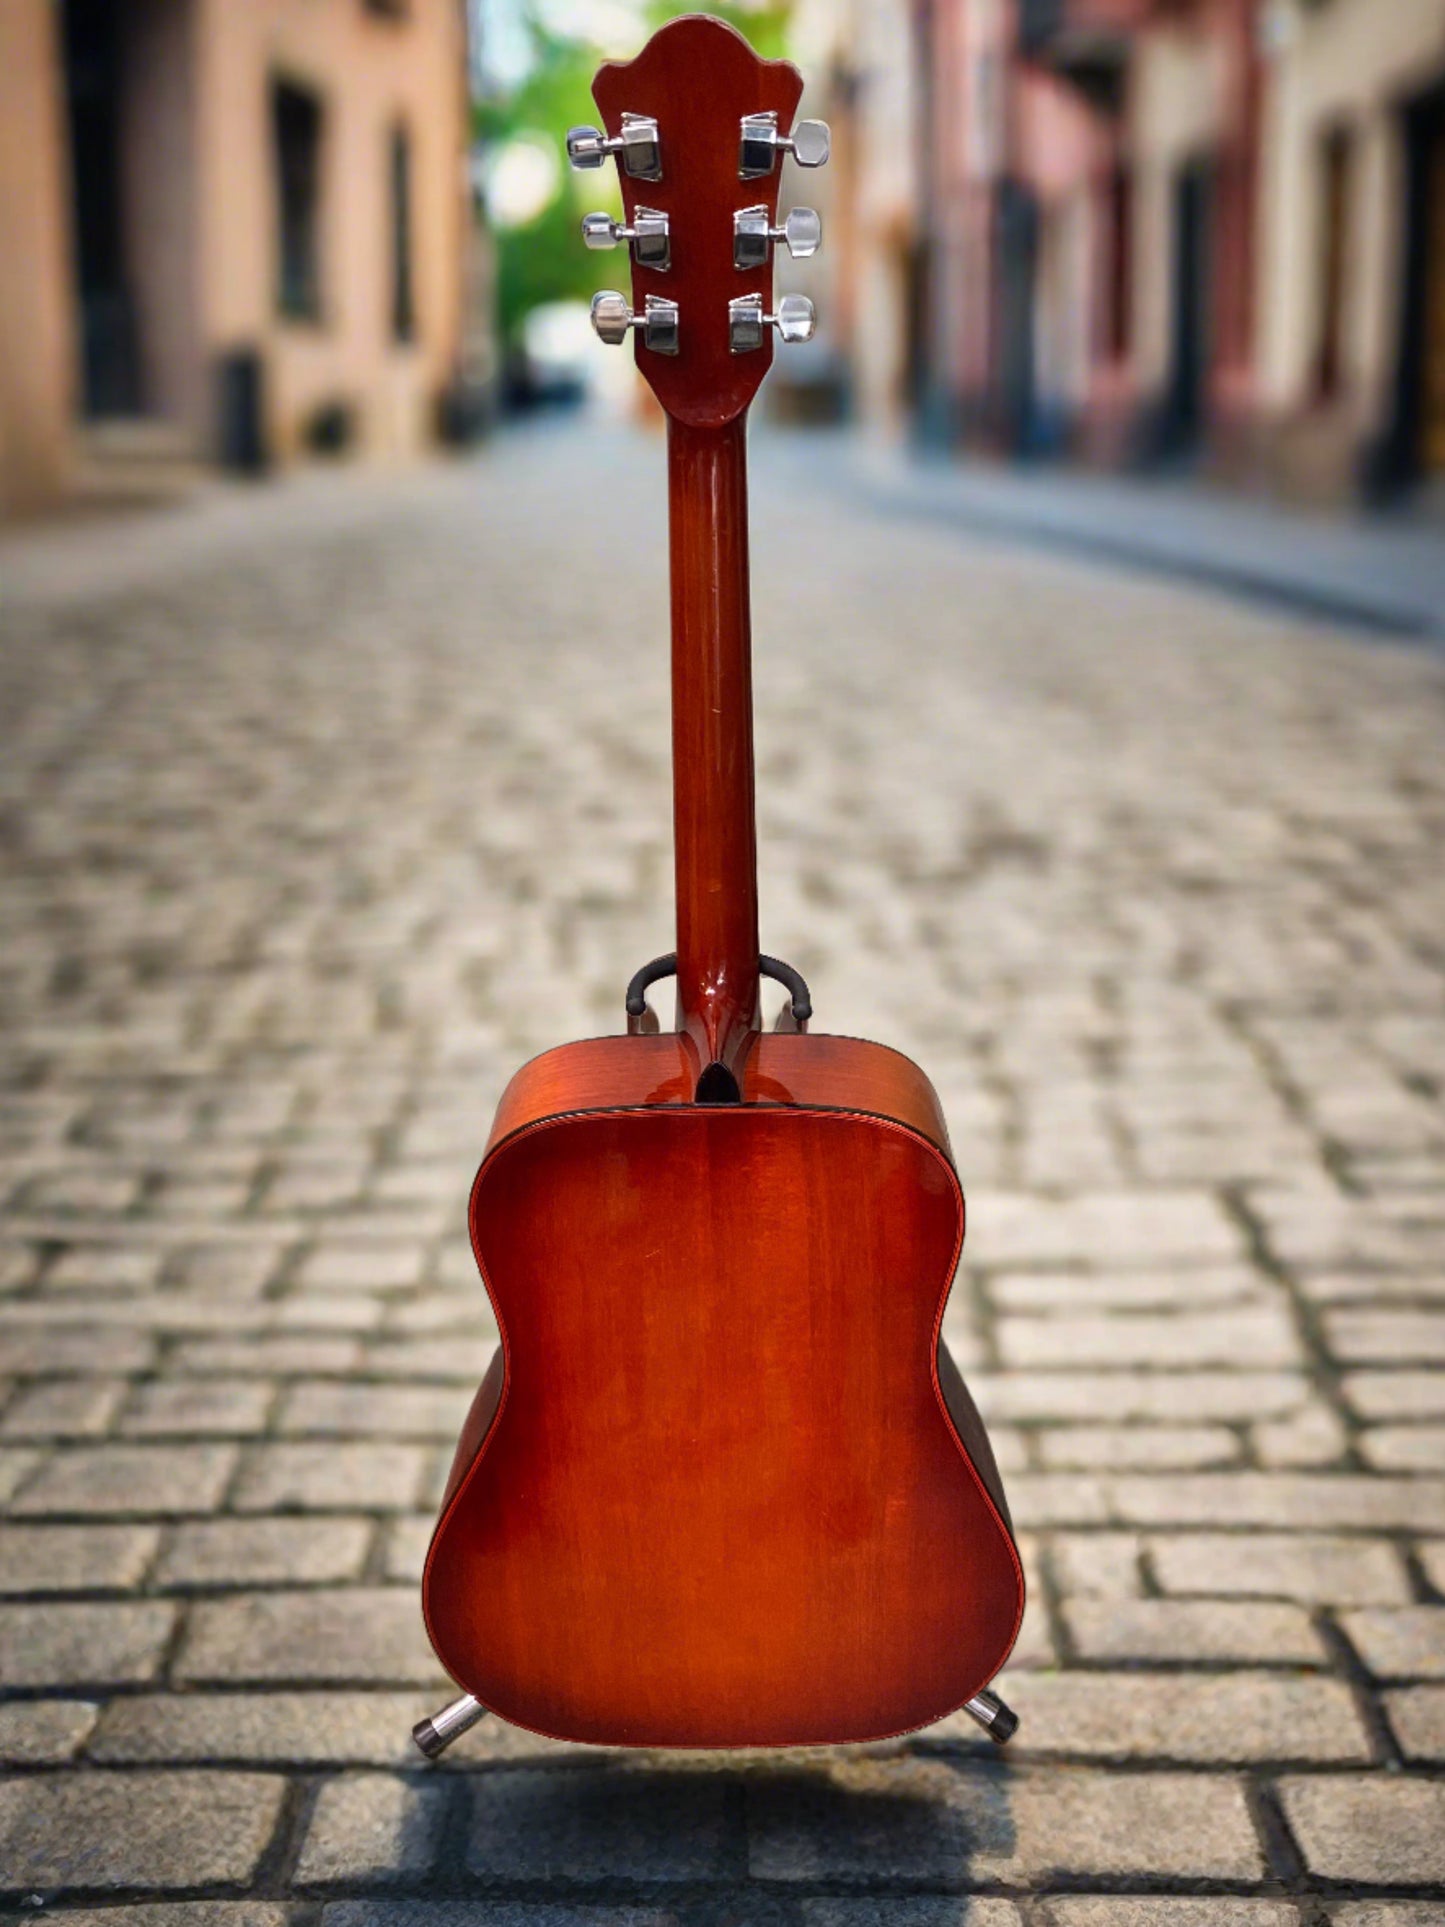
[[414, 12, 1022, 1756]]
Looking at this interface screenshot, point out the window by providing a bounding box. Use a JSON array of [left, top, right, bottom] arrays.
[[1314, 123, 1353, 401], [390, 123, 415, 343], [273, 79, 323, 321]]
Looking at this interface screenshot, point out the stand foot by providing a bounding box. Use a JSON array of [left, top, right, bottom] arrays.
[[413, 1692, 485, 1759], [963, 1687, 1018, 1744]]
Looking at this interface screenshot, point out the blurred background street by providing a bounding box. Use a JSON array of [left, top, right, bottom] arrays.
[[3, 0, 1445, 1914]]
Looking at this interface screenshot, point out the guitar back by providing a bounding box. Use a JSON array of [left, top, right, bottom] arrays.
[[423, 1039, 1023, 1747]]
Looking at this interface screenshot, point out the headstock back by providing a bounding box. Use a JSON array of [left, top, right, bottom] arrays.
[[585, 15, 815, 429]]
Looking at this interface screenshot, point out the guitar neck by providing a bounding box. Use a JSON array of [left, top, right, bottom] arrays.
[[669, 413, 760, 1080]]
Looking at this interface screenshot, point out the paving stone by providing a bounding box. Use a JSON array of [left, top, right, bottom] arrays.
[[999, 1307, 1298, 1369], [801, 1906, 1021, 1926], [175, 1587, 442, 1684], [323, 1908, 680, 1927], [297, 1772, 449, 1883], [0, 1698, 99, 1763], [931, 1671, 1368, 1762], [466, 1763, 731, 1880], [970, 1193, 1244, 1267], [298, 1243, 429, 1290], [1383, 1684, 1445, 1760], [746, 1758, 1261, 1880], [9, 1442, 238, 1516], [120, 1378, 277, 1436], [1047, 1532, 1142, 1595], [91, 1691, 438, 1765], [45, 1246, 165, 1290], [155, 1515, 372, 1586], [52, 1907, 289, 1927], [278, 1380, 472, 1438], [1344, 1371, 1445, 1421], [1108, 1474, 1445, 1532], [0, 1447, 39, 1500], [171, 1336, 365, 1375], [0, 1331, 157, 1373], [0, 1599, 176, 1684], [1280, 1774, 1445, 1884], [1063, 1597, 1324, 1664], [1360, 1424, 1445, 1471], [1043, 1906, 1297, 1927], [1325, 1309, 1445, 1364], [0, 1522, 160, 1592], [1, 1378, 127, 1437], [1148, 1532, 1410, 1605], [1037, 1425, 1239, 1469], [973, 1372, 1310, 1423], [1339, 1607, 1445, 1679], [233, 1441, 428, 1511], [384, 1515, 434, 1583], [0, 1769, 286, 1888]]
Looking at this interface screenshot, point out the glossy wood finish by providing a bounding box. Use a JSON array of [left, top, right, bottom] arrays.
[[484, 1030, 955, 1163], [592, 16, 802, 428], [668, 415, 759, 1075], [425, 1102, 1023, 1746]]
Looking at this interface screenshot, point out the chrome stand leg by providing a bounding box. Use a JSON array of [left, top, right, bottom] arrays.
[[963, 1687, 1018, 1744], [413, 1691, 486, 1759]]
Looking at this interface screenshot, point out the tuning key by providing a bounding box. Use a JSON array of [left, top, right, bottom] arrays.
[[739, 111, 830, 180], [582, 207, 671, 271], [567, 112, 662, 181], [728, 292, 815, 354], [733, 205, 821, 270], [591, 290, 680, 355]]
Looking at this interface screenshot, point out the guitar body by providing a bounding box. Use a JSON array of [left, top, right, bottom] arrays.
[[423, 1035, 1022, 1746], [416, 15, 1023, 1758]]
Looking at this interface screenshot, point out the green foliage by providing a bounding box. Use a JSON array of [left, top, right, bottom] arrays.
[[478, 4, 794, 348]]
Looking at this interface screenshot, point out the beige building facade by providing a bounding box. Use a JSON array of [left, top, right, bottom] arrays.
[[0, 0, 470, 520], [1254, 0, 1445, 498]]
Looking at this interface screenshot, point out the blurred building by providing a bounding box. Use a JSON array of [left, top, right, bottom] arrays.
[[0, 0, 472, 520], [813, 0, 1445, 505]]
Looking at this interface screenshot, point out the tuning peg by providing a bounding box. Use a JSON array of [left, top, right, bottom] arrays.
[[581, 207, 671, 272], [591, 290, 680, 355], [567, 113, 662, 181], [739, 111, 830, 180], [733, 205, 821, 271], [728, 292, 815, 354]]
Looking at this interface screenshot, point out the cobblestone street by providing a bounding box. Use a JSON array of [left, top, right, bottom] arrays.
[[2, 418, 1445, 1922]]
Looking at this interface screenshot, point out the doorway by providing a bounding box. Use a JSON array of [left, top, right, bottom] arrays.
[[63, 0, 139, 416], [1379, 77, 1445, 494], [1162, 154, 1214, 458]]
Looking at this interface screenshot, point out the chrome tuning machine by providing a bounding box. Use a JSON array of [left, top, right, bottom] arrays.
[[591, 290, 680, 355], [739, 111, 830, 180], [566, 112, 662, 181], [581, 207, 671, 272], [733, 205, 821, 271], [728, 292, 815, 354]]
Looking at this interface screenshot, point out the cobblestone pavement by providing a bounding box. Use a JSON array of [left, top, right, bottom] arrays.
[[2, 418, 1445, 1925]]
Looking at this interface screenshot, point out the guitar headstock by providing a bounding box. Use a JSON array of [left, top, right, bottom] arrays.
[[568, 14, 827, 429]]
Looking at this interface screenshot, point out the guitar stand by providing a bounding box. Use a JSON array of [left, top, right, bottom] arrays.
[[411, 1685, 1019, 1759]]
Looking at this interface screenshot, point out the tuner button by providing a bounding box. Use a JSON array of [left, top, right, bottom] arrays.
[[567, 125, 608, 169], [590, 290, 679, 354], [582, 212, 621, 249], [776, 293, 816, 343], [590, 289, 634, 346], [790, 119, 831, 168], [783, 206, 822, 258]]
